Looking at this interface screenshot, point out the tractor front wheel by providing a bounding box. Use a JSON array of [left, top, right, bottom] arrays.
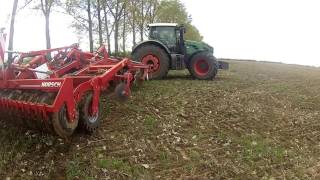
[[132, 44, 169, 79], [189, 52, 218, 80]]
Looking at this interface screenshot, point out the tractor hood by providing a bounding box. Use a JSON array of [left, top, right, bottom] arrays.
[[185, 40, 214, 55]]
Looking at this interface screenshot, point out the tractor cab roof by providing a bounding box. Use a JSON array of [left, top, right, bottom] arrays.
[[148, 23, 178, 27]]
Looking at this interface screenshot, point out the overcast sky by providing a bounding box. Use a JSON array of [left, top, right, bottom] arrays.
[[1, 0, 320, 66]]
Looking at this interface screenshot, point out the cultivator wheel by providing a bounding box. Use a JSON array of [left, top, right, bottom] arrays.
[[14, 91, 27, 127], [0, 91, 7, 121], [38, 93, 54, 133], [21, 92, 37, 129], [6, 91, 18, 123], [52, 104, 79, 138], [79, 92, 101, 133], [27, 92, 43, 130], [115, 83, 129, 102]]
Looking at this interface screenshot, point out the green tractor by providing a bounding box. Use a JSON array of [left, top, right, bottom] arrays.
[[132, 23, 228, 80]]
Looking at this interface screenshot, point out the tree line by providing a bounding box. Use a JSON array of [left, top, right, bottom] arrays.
[[8, 0, 202, 57]]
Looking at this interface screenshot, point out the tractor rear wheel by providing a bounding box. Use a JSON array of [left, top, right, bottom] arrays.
[[189, 52, 218, 80], [132, 44, 169, 79]]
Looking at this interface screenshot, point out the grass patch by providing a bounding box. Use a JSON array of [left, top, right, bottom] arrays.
[[97, 157, 144, 177], [66, 158, 89, 180], [238, 135, 287, 165], [143, 115, 158, 131], [66, 154, 94, 180], [159, 151, 170, 167], [189, 150, 201, 161], [97, 159, 109, 169]]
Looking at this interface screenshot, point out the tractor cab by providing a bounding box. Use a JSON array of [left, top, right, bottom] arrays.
[[148, 23, 185, 55]]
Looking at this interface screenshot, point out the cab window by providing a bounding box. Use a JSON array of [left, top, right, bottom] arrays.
[[150, 27, 176, 49]]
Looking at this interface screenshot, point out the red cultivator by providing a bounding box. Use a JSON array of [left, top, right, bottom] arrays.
[[0, 43, 149, 137]]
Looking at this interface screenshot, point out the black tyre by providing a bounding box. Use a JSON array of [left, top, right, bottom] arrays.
[[132, 44, 169, 79], [115, 83, 129, 102], [189, 52, 218, 80], [52, 104, 79, 138], [79, 92, 102, 133]]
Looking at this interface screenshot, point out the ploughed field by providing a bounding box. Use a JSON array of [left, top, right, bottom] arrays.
[[1, 59, 320, 179]]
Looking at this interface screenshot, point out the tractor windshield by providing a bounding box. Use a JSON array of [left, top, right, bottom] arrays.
[[149, 26, 177, 50]]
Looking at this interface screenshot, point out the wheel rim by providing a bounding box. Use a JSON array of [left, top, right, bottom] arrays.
[[88, 115, 98, 123], [194, 59, 210, 76], [59, 106, 78, 130], [88, 106, 99, 124], [52, 104, 79, 137], [142, 54, 160, 73]]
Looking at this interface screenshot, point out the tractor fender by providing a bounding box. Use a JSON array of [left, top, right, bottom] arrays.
[[132, 40, 171, 59]]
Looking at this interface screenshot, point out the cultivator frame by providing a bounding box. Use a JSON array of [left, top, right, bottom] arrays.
[[0, 42, 149, 137]]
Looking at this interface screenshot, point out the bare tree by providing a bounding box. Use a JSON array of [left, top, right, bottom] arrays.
[[8, 0, 19, 61], [87, 0, 94, 52], [136, 0, 158, 41], [96, 0, 103, 45], [65, 0, 94, 52], [40, 0, 55, 49], [139, 0, 144, 41], [127, 0, 138, 46], [121, 3, 127, 52], [102, 1, 113, 53], [106, 0, 125, 54]]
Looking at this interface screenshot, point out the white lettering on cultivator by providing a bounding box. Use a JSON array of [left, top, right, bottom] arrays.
[[41, 82, 61, 88]]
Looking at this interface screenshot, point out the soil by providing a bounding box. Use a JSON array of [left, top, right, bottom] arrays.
[[1, 59, 320, 179]]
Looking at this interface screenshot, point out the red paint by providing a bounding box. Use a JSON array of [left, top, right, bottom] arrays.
[[142, 54, 160, 73], [194, 59, 209, 76], [0, 45, 149, 123]]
